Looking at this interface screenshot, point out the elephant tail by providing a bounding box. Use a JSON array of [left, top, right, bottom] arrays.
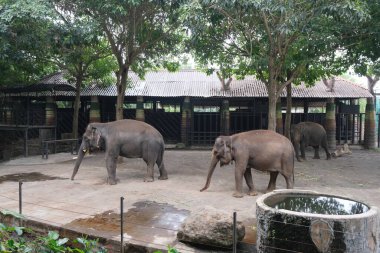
[[156, 143, 165, 168]]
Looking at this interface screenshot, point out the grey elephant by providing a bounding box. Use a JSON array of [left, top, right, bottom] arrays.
[[71, 119, 168, 184], [291, 121, 331, 162], [200, 130, 295, 198]]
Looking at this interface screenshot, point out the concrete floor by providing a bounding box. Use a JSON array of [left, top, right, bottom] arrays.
[[0, 148, 379, 252]]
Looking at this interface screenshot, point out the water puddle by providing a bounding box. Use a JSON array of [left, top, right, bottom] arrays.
[[66, 201, 190, 244], [0, 172, 66, 184], [66, 200, 257, 249], [265, 194, 369, 215]]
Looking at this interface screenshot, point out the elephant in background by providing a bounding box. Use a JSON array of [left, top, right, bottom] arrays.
[[71, 119, 168, 184], [200, 130, 295, 198], [291, 121, 331, 162]]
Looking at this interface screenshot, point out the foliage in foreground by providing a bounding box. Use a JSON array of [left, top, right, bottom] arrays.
[[0, 222, 107, 253]]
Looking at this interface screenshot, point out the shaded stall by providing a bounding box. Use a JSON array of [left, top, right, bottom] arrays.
[[0, 75, 76, 157]]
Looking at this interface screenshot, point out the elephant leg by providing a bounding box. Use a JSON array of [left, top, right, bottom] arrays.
[[300, 142, 306, 160], [266, 172, 278, 192], [105, 154, 118, 185], [282, 170, 294, 189], [313, 146, 320, 159], [144, 161, 155, 182], [244, 168, 257, 196], [233, 161, 248, 198], [323, 144, 331, 160], [156, 153, 168, 180]]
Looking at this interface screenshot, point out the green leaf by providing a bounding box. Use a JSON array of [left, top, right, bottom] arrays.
[[1, 209, 24, 219], [48, 231, 60, 240], [57, 238, 69, 246], [14, 226, 24, 236]]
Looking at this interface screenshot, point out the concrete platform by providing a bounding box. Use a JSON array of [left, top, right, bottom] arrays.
[[0, 148, 379, 252]]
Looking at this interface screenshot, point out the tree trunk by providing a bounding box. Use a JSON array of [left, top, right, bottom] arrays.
[[276, 99, 283, 134], [116, 65, 129, 120], [72, 77, 82, 139], [325, 98, 336, 150], [267, 83, 277, 131], [285, 83, 292, 139], [364, 97, 376, 149]]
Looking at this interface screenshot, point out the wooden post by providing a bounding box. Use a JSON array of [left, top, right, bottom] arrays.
[[221, 99, 230, 135], [89, 96, 101, 123], [45, 97, 56, 126], [135, 96, 145, 121], [325, 98, 336, 149], [181, 97, 191, 146]]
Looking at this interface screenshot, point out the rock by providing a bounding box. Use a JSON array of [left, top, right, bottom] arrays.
[[177, 206, 245, 248], [331, 143, 352, 158]]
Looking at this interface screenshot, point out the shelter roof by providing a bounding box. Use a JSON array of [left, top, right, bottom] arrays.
[[1, 70, 372, 99], [0, 72, 76, 96]]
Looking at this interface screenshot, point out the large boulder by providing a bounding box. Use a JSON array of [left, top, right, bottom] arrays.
[[177, 206, 245, 248]]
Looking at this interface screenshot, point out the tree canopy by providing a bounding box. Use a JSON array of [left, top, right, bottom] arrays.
[[186, 0, 368, 130]]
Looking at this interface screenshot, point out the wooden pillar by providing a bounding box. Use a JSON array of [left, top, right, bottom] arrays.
[[89, 96, 101, 123], [136, 96, 145, 121], [181, 97, 191, 146], [45, 97, 56, 126], [276, 99, 283, 134], [364, 97, 376, 149], [220, 99, 230, 135], [304, 101, 309, 121], [5, 97, 12, 124], [325, 98, 336, 149]]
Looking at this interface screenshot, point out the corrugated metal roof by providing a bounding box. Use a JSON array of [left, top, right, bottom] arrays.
[[1, 70, 373, 98]]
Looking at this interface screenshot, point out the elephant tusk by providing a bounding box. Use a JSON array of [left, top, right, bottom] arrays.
[[82, 149, 87, 153]]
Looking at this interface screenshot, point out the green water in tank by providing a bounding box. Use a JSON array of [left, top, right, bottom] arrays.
[[265, 194, 369, 215]]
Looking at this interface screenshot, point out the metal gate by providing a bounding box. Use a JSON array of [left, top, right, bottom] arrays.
[[191, 112, 220, 146], [145, 111, 181, 144]]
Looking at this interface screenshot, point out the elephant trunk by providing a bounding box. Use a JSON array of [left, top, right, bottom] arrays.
[[71, 142, 86, 180], [200, 152, 219, 192]]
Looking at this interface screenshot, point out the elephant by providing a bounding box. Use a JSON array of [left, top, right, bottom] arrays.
[[71, 119, 168, 184], [291, 121, 331, 162], [200, 130, 295, 198]]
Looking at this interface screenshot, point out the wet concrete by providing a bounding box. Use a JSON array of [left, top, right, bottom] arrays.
[[0, 172, 67, 184], [65, 201, 189, 244], [65, 200, 256, 251]]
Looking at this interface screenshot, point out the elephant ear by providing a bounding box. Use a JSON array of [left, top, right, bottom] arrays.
[[91, 127, 102, 147], [222, 137, 234, 164]]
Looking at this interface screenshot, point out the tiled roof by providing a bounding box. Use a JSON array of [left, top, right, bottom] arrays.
[[1, 70, 372, 98]]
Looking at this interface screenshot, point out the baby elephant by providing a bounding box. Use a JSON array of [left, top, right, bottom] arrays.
[[200, 130, 295, 198], [291, 122, 331, 162]]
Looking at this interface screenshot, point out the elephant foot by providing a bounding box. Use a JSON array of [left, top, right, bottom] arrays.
[[232, 191, 244, 198], [144, 177, 154, 182], [247, 190, 258, 196], [158, 175, 168, 180], [107, 177, 118, 185], [265, 187, 276, 193], [312, 156, 320, 159], [297, 158, 303, 162]]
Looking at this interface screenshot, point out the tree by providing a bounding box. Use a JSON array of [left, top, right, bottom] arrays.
[[0, 0, 58, 86], [344, 0, 380, 148], [59, 0, 185, 120], [49, 4, 116, 138], [186, 0, 368, 131]]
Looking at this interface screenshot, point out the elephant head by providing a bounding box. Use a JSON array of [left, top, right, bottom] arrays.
[[71, 125, 102, 180], [291, 124, 305, 161], [200, 136, 233, 192]]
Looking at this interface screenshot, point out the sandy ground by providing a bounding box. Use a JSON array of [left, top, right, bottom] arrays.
[[0, 147, 379, 252]]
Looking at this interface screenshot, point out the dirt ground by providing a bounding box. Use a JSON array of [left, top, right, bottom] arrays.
[[0, 147, 379, 252]]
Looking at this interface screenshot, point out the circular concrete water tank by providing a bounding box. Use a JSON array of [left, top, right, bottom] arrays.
[[256, 190, 379, 253]]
